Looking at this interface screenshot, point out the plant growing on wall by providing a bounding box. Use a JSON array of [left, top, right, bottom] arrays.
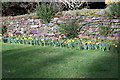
[[58, 19, 82, 39], [2, 25, 7, 35], [105, 2, 120, 17], [36, 3, 58, 23], [98, 24, 111, 37]]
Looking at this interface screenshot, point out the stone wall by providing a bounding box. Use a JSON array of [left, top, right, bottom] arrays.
[[1, 15, 120, 40]]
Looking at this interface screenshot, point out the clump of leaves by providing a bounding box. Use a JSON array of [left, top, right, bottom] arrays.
[[98, 24, 111, 37], [58, 19, 82, 39], [2, 25, 7, 35], [105, 3, 120, 18], [36, 3, 58, 23]]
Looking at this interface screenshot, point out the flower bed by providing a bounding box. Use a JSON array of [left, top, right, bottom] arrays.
[[0, 34, 119, 51]]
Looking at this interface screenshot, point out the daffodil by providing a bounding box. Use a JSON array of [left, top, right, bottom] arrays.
[[67, 40, 71, 43], [64, 41, 67, 44], [0, 37, 2, 39], [59, 36, 62, 39], [28, 37, 32, 39], [87, 41, 92, 44], [52, 39, 54, 41], [72, 40, 74, 42], [58, 39, 60, 41], [14, 38, 19, 40], [98, 37, 100, 39], [115, 45, 118, 47], [0, 34, 2, 36], [24, 38, 27, 40], [80, 39, 82, 40], [42, 35, 45, 37], [41, 39, 44, 41], [16, 38, 19, 40], [96, 43, 99, 45], [112, 44, 116, 45], [36, 38, 38, 40], [74, 38, 77, 39], [21, 39, 24, 40]]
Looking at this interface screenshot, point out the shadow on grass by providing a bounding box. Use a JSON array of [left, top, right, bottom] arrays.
[[86, 52, 118, 78], [2, 46, 78, 78], [86, 32, 120, 78], [2, 43, 119, 78]]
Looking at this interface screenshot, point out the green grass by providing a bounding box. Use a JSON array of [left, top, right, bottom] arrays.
[[2, 43, 118, 78]]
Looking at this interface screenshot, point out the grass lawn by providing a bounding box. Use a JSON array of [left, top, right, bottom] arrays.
[[2, 43, 118, 78]]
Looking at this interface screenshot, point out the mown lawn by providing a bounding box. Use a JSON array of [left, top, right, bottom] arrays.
[[2, 43, 118, 78]]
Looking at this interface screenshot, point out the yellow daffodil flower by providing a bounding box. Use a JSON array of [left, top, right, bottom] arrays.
[[64, 41, 67, 44], [59, 36, 62, 39], [36, 38, 38, 40], [67, 40, 71, 43], [0, 37, 2, 39], [52, 39, 54, 41], [87, 41, 92, 44], [41, 39, 44, 41], [112, 44, 116, 45], [16, 38, 19, 40], [28, 37, 32, 39], [21, 39, 24, 40], [72, 40, 74, 42], [0, 34, 2, 36], [74, 38, 77, 39], [80, 39, 82, 40], [58, 39, 60, 41], [24, 38, 27, 40], [96, 43, 99, 45], [42, 35, 45, 37], [98, 37, 100, 39], [115, 45, 118, 47]]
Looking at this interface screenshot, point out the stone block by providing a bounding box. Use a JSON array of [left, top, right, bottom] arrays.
[[30, 25, 39, 28]]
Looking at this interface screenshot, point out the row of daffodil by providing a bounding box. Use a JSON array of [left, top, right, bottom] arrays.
[[0, 34, 118, 51]]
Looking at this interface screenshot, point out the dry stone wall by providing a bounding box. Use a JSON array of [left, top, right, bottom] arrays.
[[1, 15, 120, 40]]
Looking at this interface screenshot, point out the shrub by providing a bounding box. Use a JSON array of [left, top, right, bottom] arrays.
[[36, 3, 58, 23], [58, 19, 82, 39], [98, 24, 111, 37], [2, 25, 7, 35], [105, 3, 120, 18]]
